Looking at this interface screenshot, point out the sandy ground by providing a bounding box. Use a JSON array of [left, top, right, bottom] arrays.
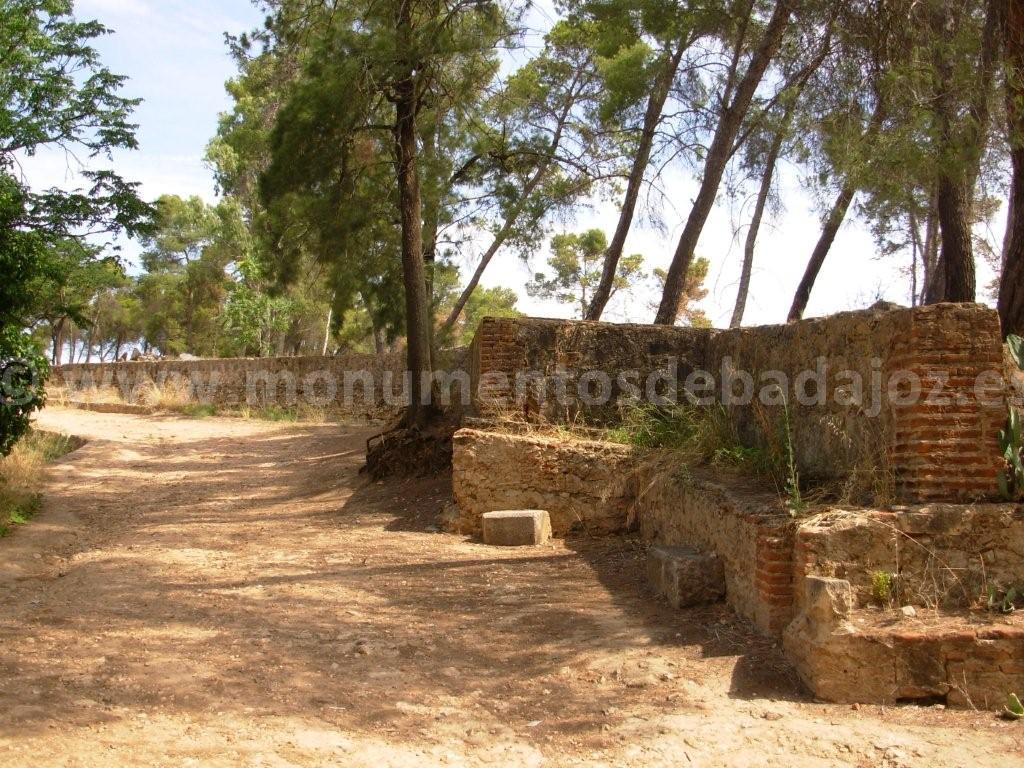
[[0, 407, 1021, 767]]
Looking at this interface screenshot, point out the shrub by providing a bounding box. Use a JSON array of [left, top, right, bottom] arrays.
[[0, 328, 48, 457], [871, 571, 895, 605]]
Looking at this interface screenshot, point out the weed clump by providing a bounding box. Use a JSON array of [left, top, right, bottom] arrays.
[[615, 400, 807, 513], [0, 430, 78, 536]]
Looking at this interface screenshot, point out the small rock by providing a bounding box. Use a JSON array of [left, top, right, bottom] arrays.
[[900, 606, 917, 619]]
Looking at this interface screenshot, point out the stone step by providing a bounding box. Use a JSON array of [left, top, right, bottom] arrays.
[[482, 510, 552, 547], [647, 545, 726, 609]]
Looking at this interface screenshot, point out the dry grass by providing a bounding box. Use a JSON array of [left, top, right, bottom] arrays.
[[0, 430, 78, 536], [148, 378, 194, 409], [469, 404, 621, 445]]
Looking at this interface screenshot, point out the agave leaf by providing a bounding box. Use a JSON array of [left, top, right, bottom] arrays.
[[1004, 693, 1024, 720], [1008, 335, 1024, 370], [999, 471, 1011, 500]]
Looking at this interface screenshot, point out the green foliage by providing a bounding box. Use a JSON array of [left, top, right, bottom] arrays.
[[0, 0, 150, 239], [0, 175, 49, 455], [246, 405, 299, 422], [181, 404, 218, 420], [0, 495, 40, 538], [527, 229, 645, 317], [0, 328, 48, 457], [987, 585, 1021, 615], [1009, 335, 1024, 370], [650, 258, 711, 327], [998, 408, 1024, 501], [614, 402, 774, 474], [0, 0, 148, 451], [0, 429, 75, 536], [779, 395, 805, 516], [433, 263, 520, 345], [871, 571, 895, 605], [1004, 693, 1024, 721]]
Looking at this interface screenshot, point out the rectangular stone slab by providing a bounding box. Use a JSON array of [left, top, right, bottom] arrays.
[[482, 510, 552, 546], [647, 544, 726, 608]]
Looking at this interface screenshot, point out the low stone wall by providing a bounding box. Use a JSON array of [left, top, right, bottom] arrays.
[[451, 429, 636, 536], [784, 504, 1024, 706], [794, 505, 1024, 611], [633, 464, 796, 637], [783, 577, 1024, 707], [451, 427, 796, 636], [469, 304, 1007, 503], [51, 352, 405, 416], [451, 426, 1024, 707]]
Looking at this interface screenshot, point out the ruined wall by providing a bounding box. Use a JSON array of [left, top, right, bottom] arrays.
[[794, 504, 1024, 611], [470, 317, 712, 424], [633, 465, 796, 636], [705, 303, 1006, 499], [469, 304, 1007, 503], [52, 352, 405, 415], [452, 428, 636, 536]]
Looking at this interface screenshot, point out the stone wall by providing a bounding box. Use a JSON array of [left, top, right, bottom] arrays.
[[633, 463, 796, 636], [469, 304, 1007, 503], [784, 503, 1024, 706], [783, 576, 1024, 707], [794, 504, 1024, 611], [52, 352, 405, 416], [451, 426, 797, 637], [469, 316, 711, 424], [451, 428, 636, 536]]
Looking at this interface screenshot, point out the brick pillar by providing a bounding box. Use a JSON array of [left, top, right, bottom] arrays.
[[471, 317, 526, 415], [887, 305, 1006, 502], [754, 526, 796, 636]]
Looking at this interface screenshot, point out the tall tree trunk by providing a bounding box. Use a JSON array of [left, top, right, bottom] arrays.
[[1004, 189, 1016, 271], [321, 300, 334, 357], [586, 44, 685, 321], [931, 0, 1002, 304], [393, 15, 433, 421], [999, 0, 1024, 338], [421, 121, 440, 306], [52, 318, 64, 366], [937, 175, 976, 301], [788, 180, 857, 321], [730, 106, 793, 328], [85, 320, 96, 364], [655, 0, 793, 325], [909, 210, 921, 307], [922, 187, 943, 303], [787, 101, 885, 321]]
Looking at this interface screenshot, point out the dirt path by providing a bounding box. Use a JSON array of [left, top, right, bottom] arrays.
[[0, 408, 1021, 767]]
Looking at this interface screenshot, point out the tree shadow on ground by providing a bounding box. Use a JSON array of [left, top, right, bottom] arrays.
[[0, 417, 807, 754]]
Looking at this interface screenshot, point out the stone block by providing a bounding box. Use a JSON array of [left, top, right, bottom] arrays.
[[647, 545, 725, 609], [482, 510, 552, 546]]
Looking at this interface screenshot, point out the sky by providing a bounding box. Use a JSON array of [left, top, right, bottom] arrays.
[[19, 0, 1004, 330]]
